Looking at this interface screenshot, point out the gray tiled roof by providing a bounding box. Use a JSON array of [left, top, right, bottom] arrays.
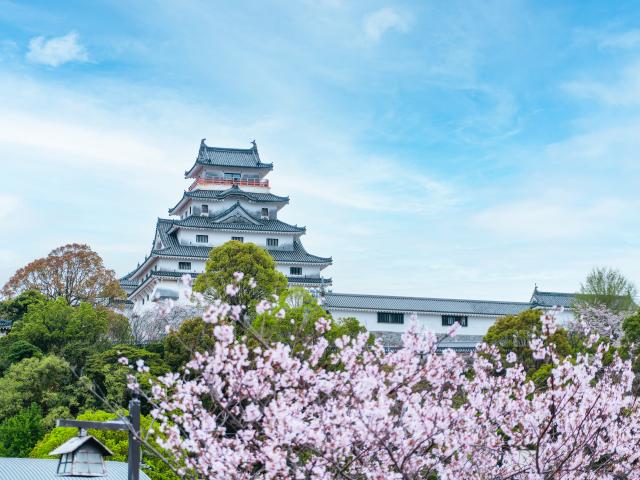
[[167, 202, 305, 234], [185, 140, 273, 176], [530, 288, 576, 308], [0, 319, 11, 331], [324, 293, 531, 316], [168, 186, 289, 214], [172, 215, 305, 233], [152, 220, 321, 260], [0, 458, 151, 480]]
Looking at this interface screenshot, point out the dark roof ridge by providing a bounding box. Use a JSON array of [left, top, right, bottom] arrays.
[[326, 292, 531, 306], [534, 290, 576, 296]]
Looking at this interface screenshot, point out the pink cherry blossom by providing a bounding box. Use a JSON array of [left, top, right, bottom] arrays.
[[127, 280, 640, 479]]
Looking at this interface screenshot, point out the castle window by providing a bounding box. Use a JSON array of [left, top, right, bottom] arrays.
[[267, 238, 278, 247], [224, 173, 241, 181], [232, 236, 244, 242], [261, 208, 269, 218], [290, 267, 302, 276], [377, 312, 404, 324], [196, 235, 208, 243], [179, 262, 192, 270], [201, 204, 209, 214], [442, 315, 468, 327]]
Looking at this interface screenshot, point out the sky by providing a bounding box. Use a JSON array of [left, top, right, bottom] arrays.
[[0, 0, 639, 301]]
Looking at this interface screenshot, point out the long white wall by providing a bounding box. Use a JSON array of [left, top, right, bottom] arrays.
[[328, 309, 497, 336]]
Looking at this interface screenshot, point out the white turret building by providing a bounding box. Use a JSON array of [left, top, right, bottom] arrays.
[[120, 140, 332, 311]]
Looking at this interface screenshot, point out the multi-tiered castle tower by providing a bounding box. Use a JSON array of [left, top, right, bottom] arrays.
[[120, 140, 332, 311]]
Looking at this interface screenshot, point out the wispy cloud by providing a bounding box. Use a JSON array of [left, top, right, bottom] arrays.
[[598, 29, 640, 49], [472, 196, 628, 240], [362, 7, 411, 42], [26, 31, 88, 67]]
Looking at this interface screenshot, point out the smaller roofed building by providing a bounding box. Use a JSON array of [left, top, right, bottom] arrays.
[[324, 287, 577, 352]]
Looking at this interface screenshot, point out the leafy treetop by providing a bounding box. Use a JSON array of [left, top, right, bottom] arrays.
[[2, 243, 125, 306]]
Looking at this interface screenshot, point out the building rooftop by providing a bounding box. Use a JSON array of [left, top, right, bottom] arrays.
[[167, 202, 306, 234], [168, 186, 289, 214], [0, 319, 11, 331], [530, 288, 577, 308], [0, 458, 150, 480], [185, 140, 273, 177], [324, 292, 532, 316]]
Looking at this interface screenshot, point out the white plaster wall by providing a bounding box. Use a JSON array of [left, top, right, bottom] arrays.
[[155, 257, 206, 273], [328, 309, 500, 336], [276, 264, 323, 278], [177, 229, 295, 249]]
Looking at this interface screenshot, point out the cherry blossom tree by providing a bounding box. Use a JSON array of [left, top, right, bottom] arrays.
[[121, 275, 640, 479], [567, 303, 629, 345]]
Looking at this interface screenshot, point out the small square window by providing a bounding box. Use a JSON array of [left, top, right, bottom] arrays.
[[231, 236, 244, 243], [290, 267, 302, 276], [267, 238, 278, 247], [179, 262, 192, 270], [377, 312, 404, 324], [441, 315, 468, 327], [261, 208, 269, 218], [196, 235, 208, 243], [201, 204, 209, 213]]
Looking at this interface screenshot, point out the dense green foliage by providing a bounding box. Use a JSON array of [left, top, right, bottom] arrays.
[[84, 345, 169, 409], [30, 410, 178, 480], [0, 290, 46, 323], [0, 404, 44, 457], [0, 355, 79, 424], [483, 309, 571, 383], [163, 317, 215, 370], [193, 240, 288, 313], [253, 287, 368, 365], [9, 298, 115, 368]]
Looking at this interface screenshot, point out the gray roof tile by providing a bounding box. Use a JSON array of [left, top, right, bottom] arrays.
[[185, 140, 272, 176], [168, 186, 289, 214], [324, 293, 531, 316], [530, 288, 576, 308], [0, 458, 151, 480]]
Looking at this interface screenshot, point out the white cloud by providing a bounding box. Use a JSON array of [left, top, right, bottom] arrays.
[[26, 31, 88, 67], [362, 7, 411, 42]]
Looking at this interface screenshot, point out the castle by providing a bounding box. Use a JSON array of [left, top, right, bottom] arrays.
[[120, 140, 575, 350]]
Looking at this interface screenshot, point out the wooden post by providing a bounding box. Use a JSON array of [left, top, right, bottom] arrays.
[[127, 396, 141, 480]]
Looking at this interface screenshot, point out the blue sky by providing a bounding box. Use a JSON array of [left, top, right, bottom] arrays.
[[0, 0, 639, 301]]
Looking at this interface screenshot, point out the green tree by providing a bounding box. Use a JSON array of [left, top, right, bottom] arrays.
[[193, 240, 288, 315], [0, 403, 44, 457], [252, 287, 368, 364], [163, 317, 216, 370], [0, 337, 42, 374], [9, 298, 110, 368], [0, 355, 79, 423], [84, 345, 169, 409], [0, 290, 46, 323], [30, 410, 178, 480], [576, 267, 637, 312], [483, 309, 571, 381]]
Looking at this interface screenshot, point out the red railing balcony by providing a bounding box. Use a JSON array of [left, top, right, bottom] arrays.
[[188, 177, 270, 191]]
